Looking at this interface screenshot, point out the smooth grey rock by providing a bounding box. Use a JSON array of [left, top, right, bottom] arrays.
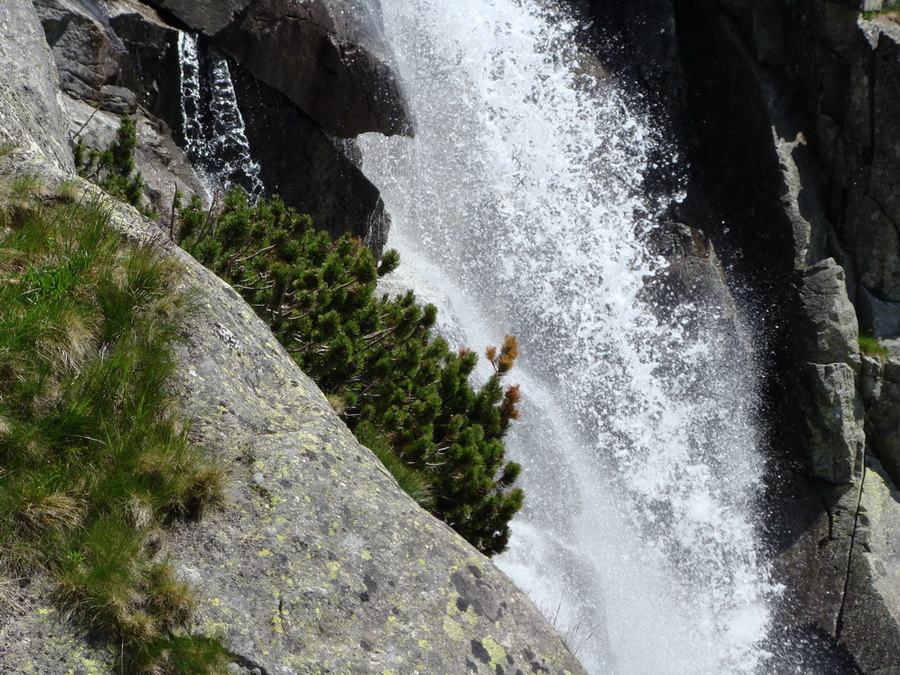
[[33, 0, 132, 112], [796, 361, 864, 484], [796, 258, 861, 366], [769, 478, 862, 644], [839, 455, 900, 671], [861, 353, 884, 404], [63, 94, 209, 216], [0, 0, 73, 171]]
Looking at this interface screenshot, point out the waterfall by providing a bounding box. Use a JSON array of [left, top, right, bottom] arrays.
[[359, 1, 778, 672], [177, 31, 264, 200]]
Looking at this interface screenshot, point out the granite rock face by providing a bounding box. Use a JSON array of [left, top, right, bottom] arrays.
[[34, 0, 136, 113], [665, 0, 900, 668], [0, 0, 73, 171], [840, 455, 900, 672], [865, 340, 900, 487], [33, 0, 394, 245], [144, 0, 412, 137]]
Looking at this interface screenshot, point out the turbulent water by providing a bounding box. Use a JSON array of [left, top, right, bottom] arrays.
[[359, 0, 778, 672], [177, 32, 264, 200]]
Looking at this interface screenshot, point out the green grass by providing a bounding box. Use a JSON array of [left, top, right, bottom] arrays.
[[0, 177, 225, 673], [862, 7, 900, 20], [859, 333, 890, 359]]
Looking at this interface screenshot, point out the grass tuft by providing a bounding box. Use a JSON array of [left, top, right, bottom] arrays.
[[0, 180, 226, 671], [859, 333, 889, 359]]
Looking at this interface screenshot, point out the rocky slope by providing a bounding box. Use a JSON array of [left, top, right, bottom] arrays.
[[0, 0, 586, 672]]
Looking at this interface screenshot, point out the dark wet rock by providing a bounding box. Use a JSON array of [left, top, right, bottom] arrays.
[[229, 63, 390, 254], [33, 0, 133, 113], [145, 0, 412, 137]]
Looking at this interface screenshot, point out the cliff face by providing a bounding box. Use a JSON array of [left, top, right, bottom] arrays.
[[33, 0, 396, 250], [577, 0, 900, 669], [0, 1, 586, 672]]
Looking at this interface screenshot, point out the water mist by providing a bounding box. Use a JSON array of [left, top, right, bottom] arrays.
[[359, 0, 778, 672]]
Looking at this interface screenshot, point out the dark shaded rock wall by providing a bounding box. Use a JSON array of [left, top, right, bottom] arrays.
[[33, 0, 396, 250], [143, 0, 412, 137]]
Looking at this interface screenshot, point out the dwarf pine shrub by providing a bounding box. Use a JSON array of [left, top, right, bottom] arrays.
[[0, 178, 226, 673], [74, 116, 157, 219], [178, 188, 524, 555]]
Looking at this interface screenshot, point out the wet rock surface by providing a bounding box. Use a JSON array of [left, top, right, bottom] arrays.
[[145, 0, 412, 137]]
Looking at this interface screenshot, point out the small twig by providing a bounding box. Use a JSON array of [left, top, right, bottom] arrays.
[[71, 105, 101, 142]]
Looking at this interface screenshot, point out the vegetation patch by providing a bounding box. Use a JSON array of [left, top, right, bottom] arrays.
[[74, 116, 157, 219], [177, 189, 524, 555], [0, 176, 226, 672], [859, 333, 890, 359]]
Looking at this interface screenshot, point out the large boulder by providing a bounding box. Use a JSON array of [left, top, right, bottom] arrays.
[[865, 339, 900, 486], [145, 0, 412, 137], [795, 361, 864, 484], [796, 259, 861, 366], [33, 0, 136, 114], [792, 259, 865, 485], [0, 0, 73, 171], [839, 455, 900, 671]]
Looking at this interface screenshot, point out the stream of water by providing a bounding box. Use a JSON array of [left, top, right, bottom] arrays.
[[358, 1, 778, 672], [177, 32, 264, 200]]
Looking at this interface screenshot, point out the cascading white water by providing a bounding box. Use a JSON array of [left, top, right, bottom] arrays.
[[359, 1, 778, 672], [177, 32, 264, 199]]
